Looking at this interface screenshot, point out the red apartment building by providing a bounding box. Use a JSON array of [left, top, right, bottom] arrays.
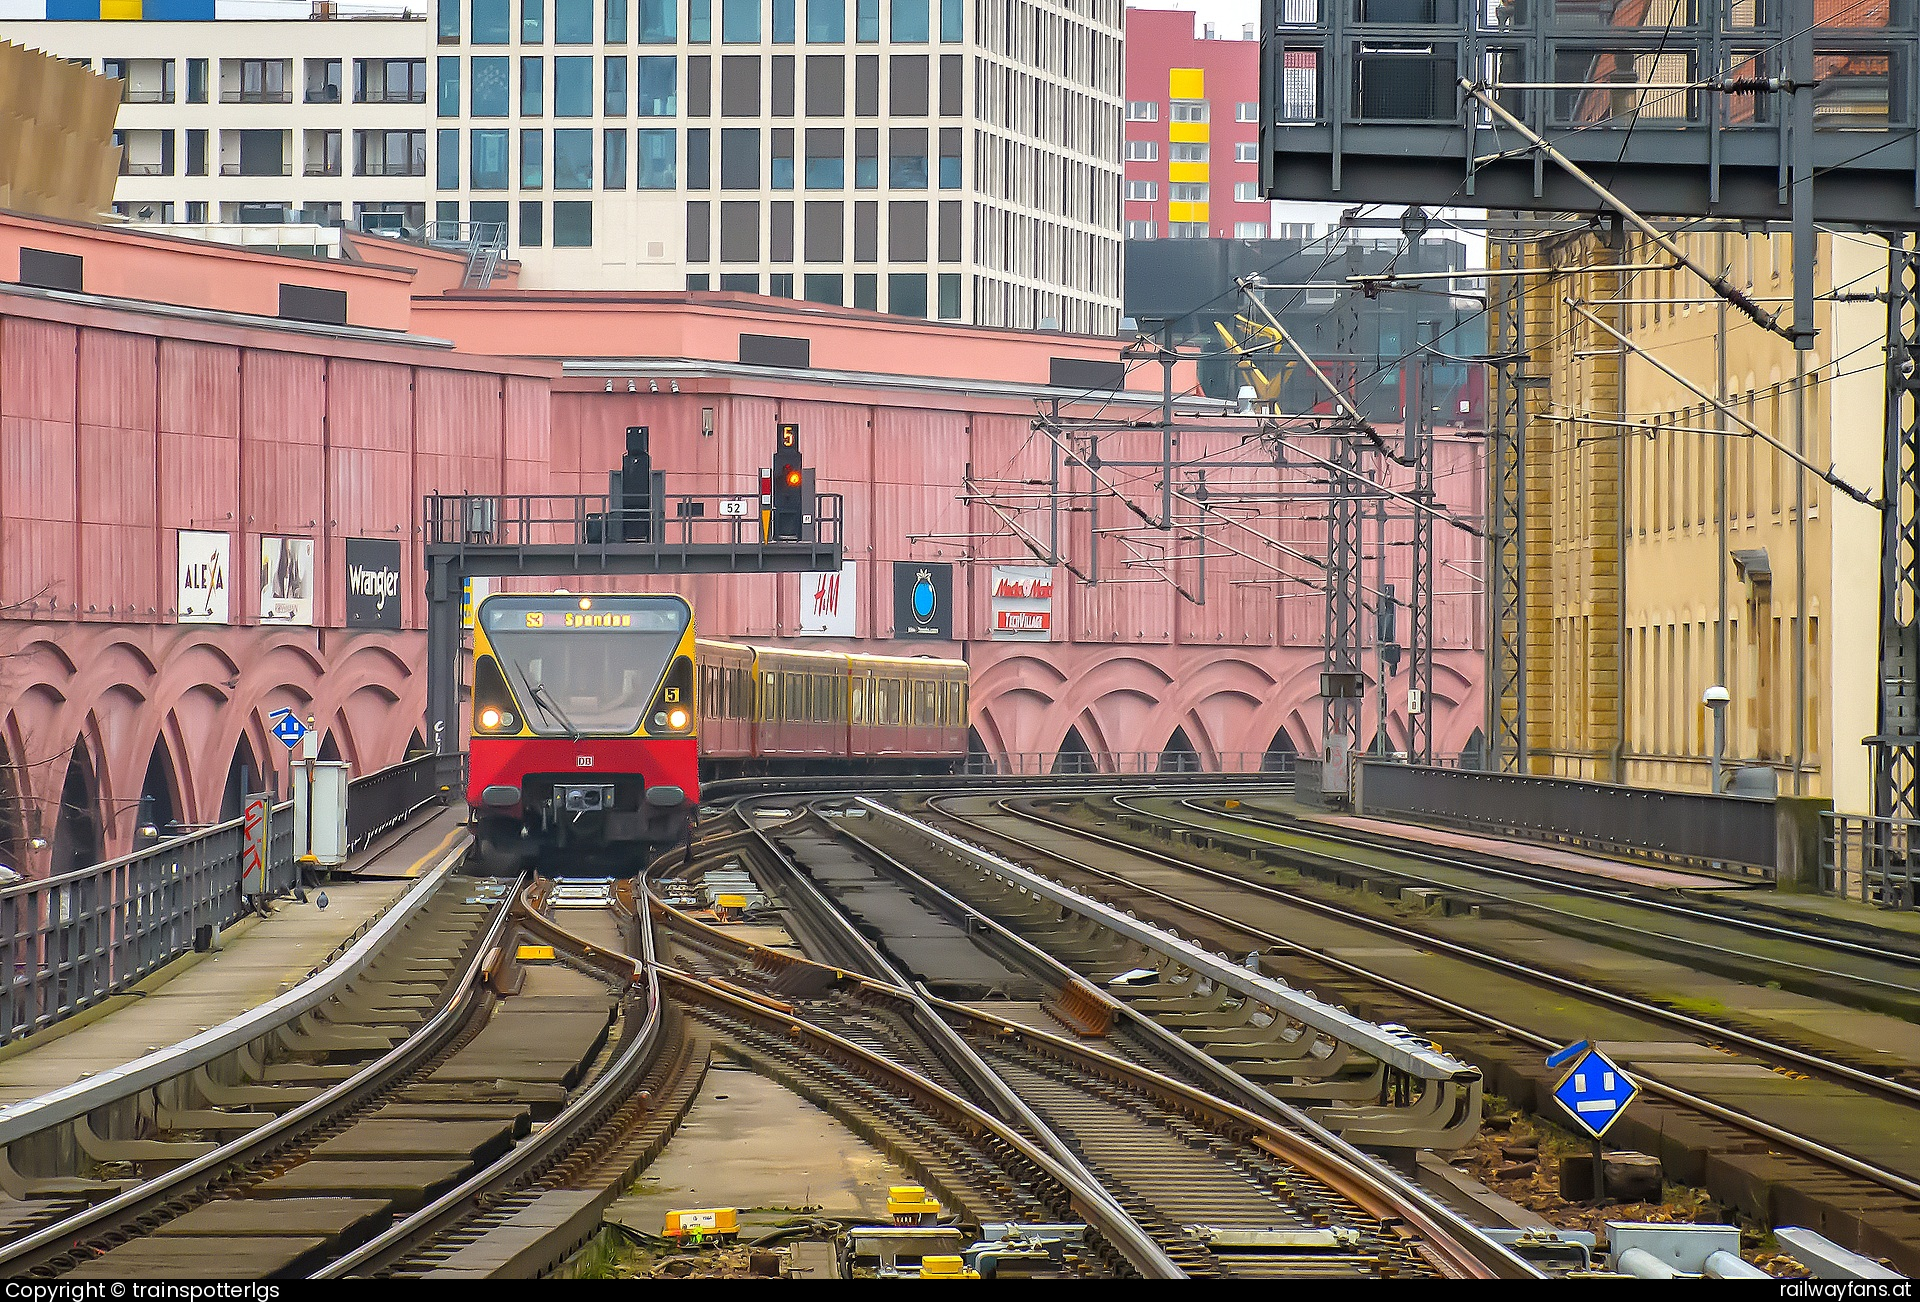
[[1122, 7, 1277, 241]]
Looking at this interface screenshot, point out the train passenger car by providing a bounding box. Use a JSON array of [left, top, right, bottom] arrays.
[[752, 646, 850, 762], [850, 653, 969, 763], [694, 639, 756, 763], [467, 592, 698, 873]]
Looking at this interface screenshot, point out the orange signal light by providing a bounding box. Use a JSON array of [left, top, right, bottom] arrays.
[[784, 468, 802, 487]]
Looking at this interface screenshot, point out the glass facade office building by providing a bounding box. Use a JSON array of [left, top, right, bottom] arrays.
[[432, 0, 1123, 329]]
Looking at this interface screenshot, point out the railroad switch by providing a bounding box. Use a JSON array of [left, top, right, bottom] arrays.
[[887, 1186, 945, 1226]]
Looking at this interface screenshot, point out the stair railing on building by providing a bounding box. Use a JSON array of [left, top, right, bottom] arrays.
[[420, 219, 508, 288]]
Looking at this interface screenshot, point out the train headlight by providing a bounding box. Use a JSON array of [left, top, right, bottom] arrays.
[[668, 708, 690, 731], [478, 707, 514, 731]]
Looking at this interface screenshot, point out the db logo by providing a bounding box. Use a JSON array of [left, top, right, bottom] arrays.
[[576, 756, 594, 767]]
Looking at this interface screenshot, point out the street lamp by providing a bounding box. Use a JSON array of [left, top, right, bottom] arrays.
[[1703, 685, 1731, 792]]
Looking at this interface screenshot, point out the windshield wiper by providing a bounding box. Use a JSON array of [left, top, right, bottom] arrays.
[[527, 681, 581, 741]]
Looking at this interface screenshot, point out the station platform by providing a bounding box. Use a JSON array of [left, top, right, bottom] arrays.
[[0, 815, 471, 1109]]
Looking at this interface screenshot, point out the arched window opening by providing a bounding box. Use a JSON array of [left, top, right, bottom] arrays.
[[1052, 726, 1095, 775], [966, 727, 992, 775], [1459, 727, 1487, 771], [1261, 728, 1298, 773], [221, 734, 264, 823], [1158, 726, 1202, 774], [53, 740, 101, 877], [137, 739, 183, 844], [0, 740, 29, 877]]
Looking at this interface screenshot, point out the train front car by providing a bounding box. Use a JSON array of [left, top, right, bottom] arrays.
[[467, 592, 699, 875]]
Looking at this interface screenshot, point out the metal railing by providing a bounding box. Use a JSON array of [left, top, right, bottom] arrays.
[[422, 490, 847, 559], [343, 754, 445, 856], [0, 760, 445, 1045], [1823, 813, 1918, 909], [1357, 761, 1780, 878], [220, 162, 293, 176], [962, 750, 1296, 776], [220, 89, 293, 104]]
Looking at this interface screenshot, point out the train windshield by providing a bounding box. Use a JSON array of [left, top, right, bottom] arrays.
[[480, 596, 690, 736]]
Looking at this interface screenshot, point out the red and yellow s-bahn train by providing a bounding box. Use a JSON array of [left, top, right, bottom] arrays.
[[467, 591, 968, 872]]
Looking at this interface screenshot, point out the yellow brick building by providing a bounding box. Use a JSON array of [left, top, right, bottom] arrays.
[[1510, 226, 1886, 811]]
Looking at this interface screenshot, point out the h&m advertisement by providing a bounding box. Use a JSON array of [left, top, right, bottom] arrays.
[[797, 560, 857, 637]]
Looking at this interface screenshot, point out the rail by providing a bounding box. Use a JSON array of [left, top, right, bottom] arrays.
[[320, 888, 657, 1277], [857, 800, 1481, 1123], [0, 853, 462, 1148], [1823, 813, 1919, 910], [1356, 760, 1782, 878], [0, 858, 497, 1277], [0, 758, 448, 1045]]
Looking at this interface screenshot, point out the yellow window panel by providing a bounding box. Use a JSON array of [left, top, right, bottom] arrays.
[[1167, 162, 1210, 184], [1169, 122, 1210, 143], [1168, 202, 1210, 224], [1169, 68, 1204, 100], [101, 0, 143, 17]]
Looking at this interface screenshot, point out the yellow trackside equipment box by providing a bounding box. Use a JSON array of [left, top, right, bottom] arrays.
[[919, 1256, 979, 1279], [714, 893, 748, 920], [888, 1185, 942, 1225], [663, 1207, 739, 1240]]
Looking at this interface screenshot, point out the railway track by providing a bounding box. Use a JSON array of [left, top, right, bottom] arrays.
[[0, 874, 523, 1277], [900, 793, 1920, 1272], [1141, 794, 1920, 1018], [653, 801, 1532, 1279]]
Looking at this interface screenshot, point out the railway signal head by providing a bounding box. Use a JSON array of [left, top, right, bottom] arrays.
[[770, 422, 805, 541]]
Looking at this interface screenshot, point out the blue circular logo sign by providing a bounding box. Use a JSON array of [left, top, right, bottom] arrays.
[[913, 576, 936, 622]]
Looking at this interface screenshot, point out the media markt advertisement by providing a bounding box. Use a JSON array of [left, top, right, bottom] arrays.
[[259, 536, 316, 626], [797, 560, 857, 637], [344, 538, 403, 629], [990, 564, 1054, 641], [177, 529, 230, 624]]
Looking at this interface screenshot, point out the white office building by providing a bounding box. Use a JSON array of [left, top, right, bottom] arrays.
[[429, 0, 1122, 328], [0, 8, 434, 231], [1, 0, 1123, 329]]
